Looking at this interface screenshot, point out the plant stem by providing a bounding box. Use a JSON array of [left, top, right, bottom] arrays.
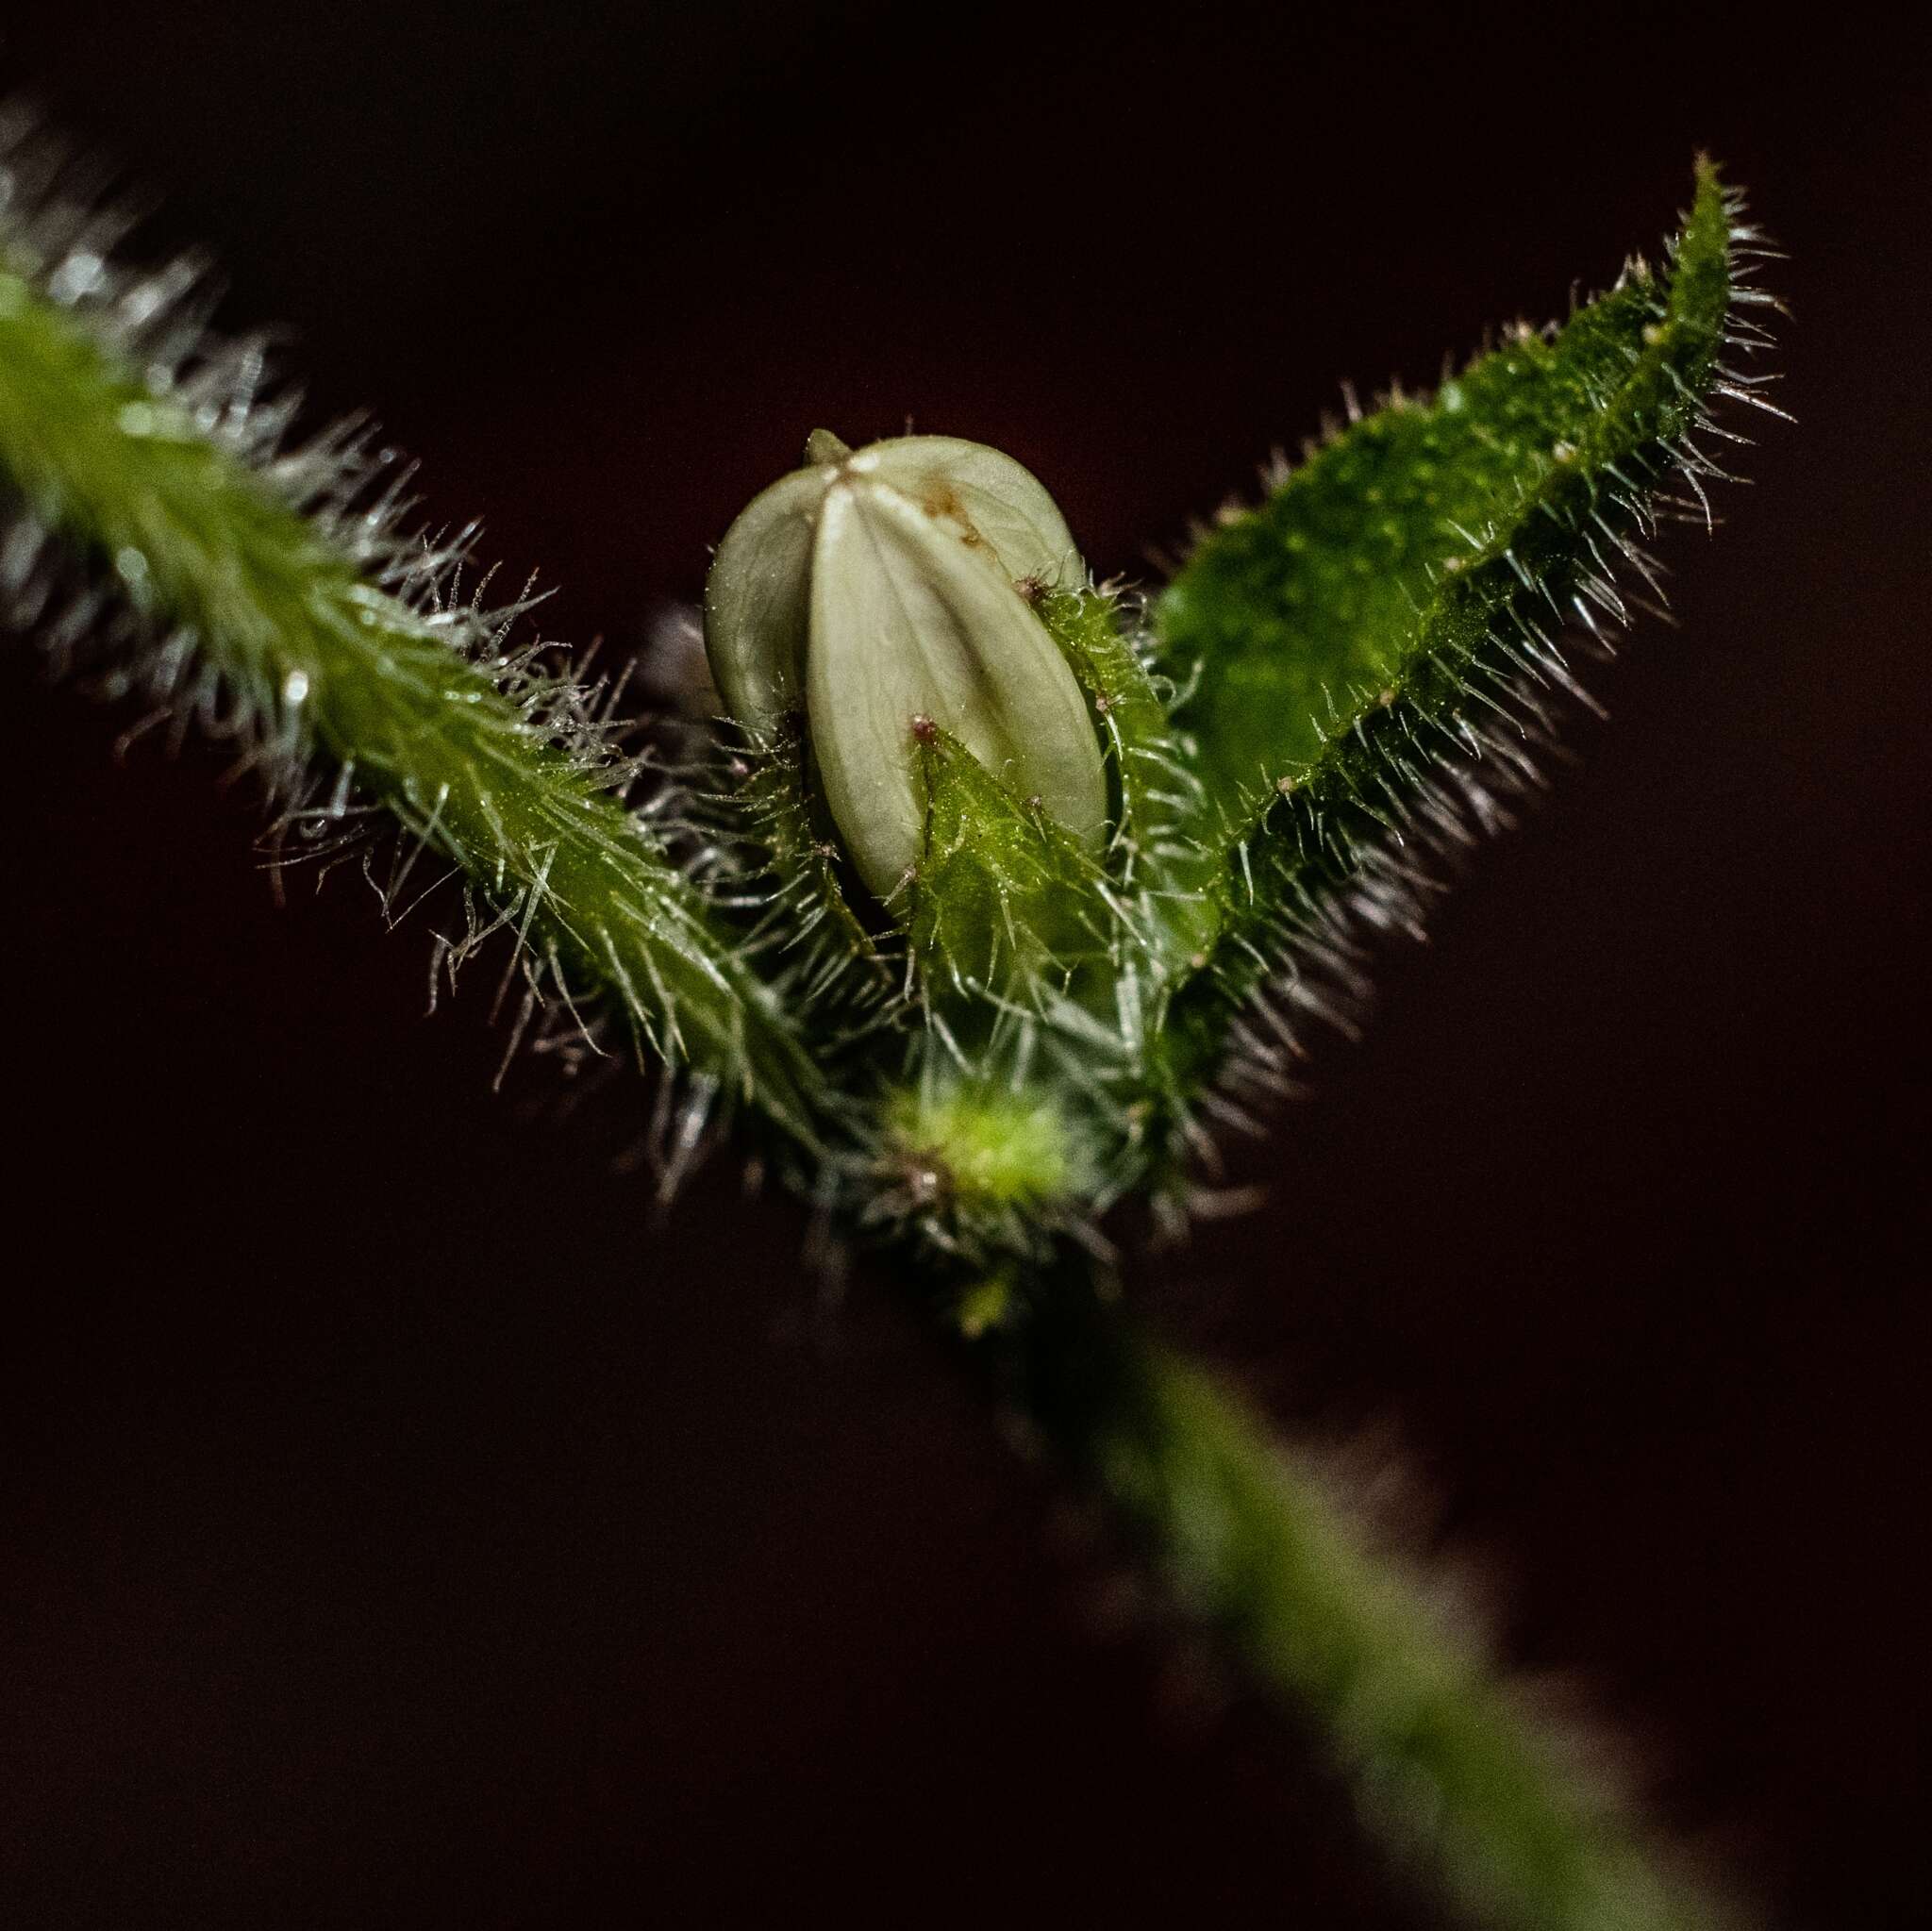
[[989, 1278, 1729, 1931]]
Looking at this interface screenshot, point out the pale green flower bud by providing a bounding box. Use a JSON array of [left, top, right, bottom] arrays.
[[704, 433, 1107, 899]]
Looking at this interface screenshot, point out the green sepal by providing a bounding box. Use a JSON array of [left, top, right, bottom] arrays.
[[725, 715, 893, 1021], [857, 1073, 1098, 1273], [1033, 585, 1180, 856], [1034, 584, 1225, 1029], [908, 724, 1118, 1015]]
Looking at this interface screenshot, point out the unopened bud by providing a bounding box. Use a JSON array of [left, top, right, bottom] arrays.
[[705, 433, 1106, 898]]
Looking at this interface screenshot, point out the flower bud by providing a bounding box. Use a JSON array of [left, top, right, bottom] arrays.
[[704, 433, 1107, 899]]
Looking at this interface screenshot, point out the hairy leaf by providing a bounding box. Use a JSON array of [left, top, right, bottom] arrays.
[[1160, 159, 1743, 824], [1156, 161, 1771, 1108], [0, 250, 826, 1146]]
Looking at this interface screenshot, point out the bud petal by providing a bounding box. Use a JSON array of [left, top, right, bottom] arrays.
[[704, 434, 1107, 902], [853, 436, 1081, 590], [702, 463, 831, 729], [808, 470, 1106, 896]]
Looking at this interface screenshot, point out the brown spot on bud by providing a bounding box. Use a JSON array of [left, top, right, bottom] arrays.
[[920, 479, 986, 546], [909, 712, 937, 743]]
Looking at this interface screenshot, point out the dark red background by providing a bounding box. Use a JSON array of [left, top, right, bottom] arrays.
[[3, 5, 1924, 1924]]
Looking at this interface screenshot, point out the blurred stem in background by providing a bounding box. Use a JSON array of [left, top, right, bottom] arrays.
[[990, 1273, 1728, 1929]]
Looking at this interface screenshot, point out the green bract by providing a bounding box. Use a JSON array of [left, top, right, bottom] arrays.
[[703, 432, 1108, 899]]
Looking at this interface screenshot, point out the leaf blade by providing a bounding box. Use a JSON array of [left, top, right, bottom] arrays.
[[0, 246, 829, 1149], [1159, 159, 1741, 828], [1155, 162, 1759, 1108]]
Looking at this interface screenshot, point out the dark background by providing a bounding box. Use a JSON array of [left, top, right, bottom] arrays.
[[2, 4, 1925, 1924]]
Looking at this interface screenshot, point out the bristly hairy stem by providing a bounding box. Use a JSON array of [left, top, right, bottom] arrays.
[[0, 256, 825, 1146], [992, 1279, 1734, 1931]]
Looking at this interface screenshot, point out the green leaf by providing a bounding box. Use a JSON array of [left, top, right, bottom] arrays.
[[1159, 159, 1745, 826], [1155, 161, 1767, 1101], [0, 251, 828, 1149]]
